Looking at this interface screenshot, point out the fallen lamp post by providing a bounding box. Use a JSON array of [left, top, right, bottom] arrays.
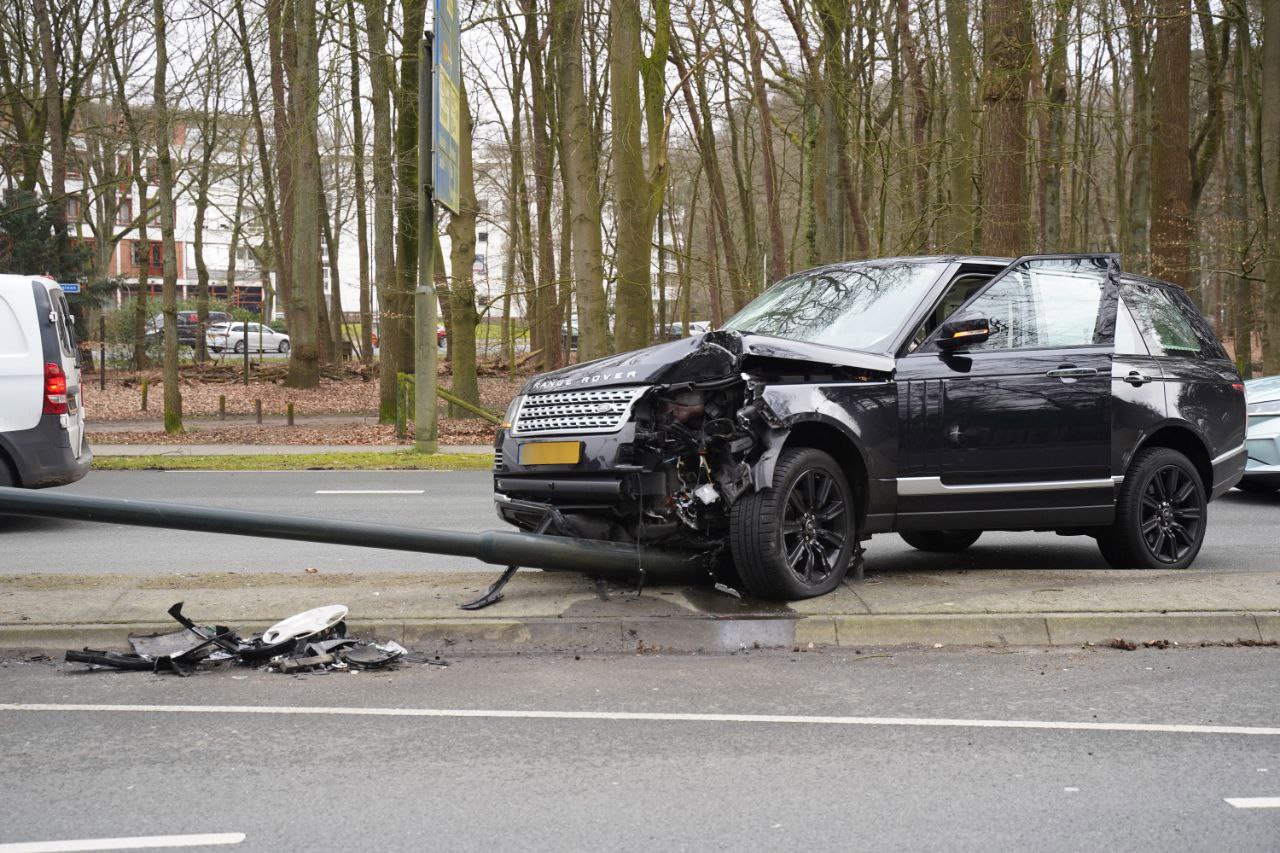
[[0, 487, 706, 609]]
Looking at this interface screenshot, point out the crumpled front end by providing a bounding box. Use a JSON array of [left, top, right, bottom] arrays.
[[493, 330, 891, 550]]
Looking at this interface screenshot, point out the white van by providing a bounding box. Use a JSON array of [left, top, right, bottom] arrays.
[[0, 275, 91, 487]]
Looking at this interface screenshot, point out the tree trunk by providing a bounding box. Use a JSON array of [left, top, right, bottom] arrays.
[[447, 79, 481, 415], [1229, 0, 1252, 376], [1263, 0, 1280, 373], [393, 0, 428, 384], [266, 0, 294, 316], [34, 0, 67, 252], [611, 0, 654, 352], [551, 0, 608, 359], [524, 0, 563, 369], [363, 0, 398, 417], [743, 0, 786, 284], [979, 0, 1031, 257], [285, 0, 322, 387], [347, 0, 373, 366], [944, 0, 976, 251], [1149, 0, 1192, 289], [152, 0, 182, 432]]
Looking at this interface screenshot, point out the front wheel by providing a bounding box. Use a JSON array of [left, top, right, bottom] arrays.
[[899, 530, 982, 553], [278, 340, 290, 354], [233, 340, 245, 354], [1097, 447, 1206, 570], [729, 448, 856, 600]]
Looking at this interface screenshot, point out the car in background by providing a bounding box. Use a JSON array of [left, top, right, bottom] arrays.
[[145, 310, 233, 347], [1240, 376, 1280, 493], [438, 325, 447, 347], [655, 321, 713, 341], [207, 321, 291, 354], [0, 275, 91, 487]]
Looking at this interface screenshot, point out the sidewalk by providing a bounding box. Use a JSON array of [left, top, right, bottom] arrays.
[[91, 443, 494, 456], [4, 568, 1277, 654]]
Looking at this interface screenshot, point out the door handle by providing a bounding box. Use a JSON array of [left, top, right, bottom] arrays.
[[1123, 370, 1153, 386], [1046, 366, 1098, 378]]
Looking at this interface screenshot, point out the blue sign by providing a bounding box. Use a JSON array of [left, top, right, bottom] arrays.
[[433, 0, 461, 214], [59, 282, 80, 294]]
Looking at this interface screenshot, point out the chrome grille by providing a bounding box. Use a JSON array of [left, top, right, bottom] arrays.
[[493, 448, 504, 470], [512, 386, 647, 436]]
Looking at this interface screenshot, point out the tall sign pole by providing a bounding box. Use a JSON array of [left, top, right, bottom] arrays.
[[416, 0, 461, 454], [415, 30, 438, 453]]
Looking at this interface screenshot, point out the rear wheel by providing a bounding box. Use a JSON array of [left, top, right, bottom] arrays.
[[899, 530, 982, 553], [233, 340, 246, 354], [729, 448, 856, 600], [1097, 447, 1206, 570]]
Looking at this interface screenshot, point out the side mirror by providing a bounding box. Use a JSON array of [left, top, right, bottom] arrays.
[[936, 315, 990, 350]]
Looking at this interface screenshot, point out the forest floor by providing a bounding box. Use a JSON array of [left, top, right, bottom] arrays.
[[80, 363, 525, 446]]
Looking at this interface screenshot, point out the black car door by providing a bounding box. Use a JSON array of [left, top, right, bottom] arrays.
[[895, 255, 1119, 529]]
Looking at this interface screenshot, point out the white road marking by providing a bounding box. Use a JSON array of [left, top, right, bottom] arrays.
[[1225, 797, 1280, 809], [313, 490, 425, 495], [2, 704, 1279, 736], [0, 833, 245, 852]]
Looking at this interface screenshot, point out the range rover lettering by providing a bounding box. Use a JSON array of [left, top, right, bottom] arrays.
[[493, 255, 1247, 600]]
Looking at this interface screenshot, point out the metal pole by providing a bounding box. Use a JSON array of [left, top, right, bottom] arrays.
[[415, 29, 438, 454], [0, 487, 702, 581], [242, 318, 250, 385], [98, 315, 106, 391]]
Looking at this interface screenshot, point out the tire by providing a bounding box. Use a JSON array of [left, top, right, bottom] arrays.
[[233, 340, 246, 354], [279, 340, 290, 354], [899, 530, 982, 553], [1096, 447, 1207, 570], [729, 447, 856, 599]]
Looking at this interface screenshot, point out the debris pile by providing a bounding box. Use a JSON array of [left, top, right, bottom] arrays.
[[65, 602, 416, 676]]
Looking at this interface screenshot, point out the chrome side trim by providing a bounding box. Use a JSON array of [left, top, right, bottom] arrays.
[[1112, 475, 1125, 485], [1210, 444, 1246, 467], [896, 476, 1115, 497]]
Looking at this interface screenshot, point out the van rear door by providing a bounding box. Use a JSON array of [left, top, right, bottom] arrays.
[[40, 281, 87, 461]]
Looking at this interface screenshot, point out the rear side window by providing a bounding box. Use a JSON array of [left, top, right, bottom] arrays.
[[50, 290, 76, 358], [1122, 285, 1201, 357]]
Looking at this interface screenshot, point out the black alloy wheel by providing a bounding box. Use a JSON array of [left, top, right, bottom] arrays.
[[780, 467, 848, 586], [1097, 446, 1206, 570], [730, 447, 857, 599], [1139, 464, 1204, 564]]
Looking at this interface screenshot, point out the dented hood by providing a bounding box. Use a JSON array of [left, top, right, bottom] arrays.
[[523, 330, 895, 394]]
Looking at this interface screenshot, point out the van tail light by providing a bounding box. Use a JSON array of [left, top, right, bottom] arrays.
[[1231, 382, 1245, 393], [43, 362, 69, 415]]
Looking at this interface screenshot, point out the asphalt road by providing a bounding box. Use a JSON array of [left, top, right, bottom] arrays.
[[2, 470, 1278, 575], [1, 646, 1278, 850]]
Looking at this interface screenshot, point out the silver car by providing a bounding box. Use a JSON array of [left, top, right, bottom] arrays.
[[1241, 376, 1280, 493], [207, 322, 291, 354]]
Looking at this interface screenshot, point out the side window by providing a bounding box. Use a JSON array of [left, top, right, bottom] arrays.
[[1123, 285, 1201, 357], [959, 259, 1107, 351], [51, 291, 76, 358], [907, 272, 994, 352], [1114, 299, 1150, 356]]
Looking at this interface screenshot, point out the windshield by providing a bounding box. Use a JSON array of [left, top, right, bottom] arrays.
[[723, 262, 947, 352]]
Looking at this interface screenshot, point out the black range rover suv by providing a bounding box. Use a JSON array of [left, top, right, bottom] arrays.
[[494, 255, 1246, 599]]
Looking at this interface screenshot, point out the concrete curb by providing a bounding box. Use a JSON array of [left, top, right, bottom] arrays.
[[6, 610, 1275, 656]]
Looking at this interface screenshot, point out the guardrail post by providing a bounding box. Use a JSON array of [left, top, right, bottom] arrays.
[[287, 401, 294, 427], [254, 398, 262, 424], [140, 377, 148, 411]]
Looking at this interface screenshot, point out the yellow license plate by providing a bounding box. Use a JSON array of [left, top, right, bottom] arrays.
[[518, 441, 581, 465]]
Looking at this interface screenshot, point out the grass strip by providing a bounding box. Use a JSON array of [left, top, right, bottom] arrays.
[[93, 450, 494, 472]]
